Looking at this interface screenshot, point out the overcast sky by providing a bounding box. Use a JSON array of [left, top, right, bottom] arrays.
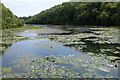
[[2, 0, 69, 17]]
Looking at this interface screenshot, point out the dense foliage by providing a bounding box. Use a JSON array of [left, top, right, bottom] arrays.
[[0, 3, 24, 29], [19, 16, 32, 21], [26, 2, 120, 26]]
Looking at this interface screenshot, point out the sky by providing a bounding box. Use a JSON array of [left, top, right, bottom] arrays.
[[2, 0, 69, 17]]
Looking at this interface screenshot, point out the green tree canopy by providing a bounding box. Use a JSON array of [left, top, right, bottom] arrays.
[[25, 2, 120, 26], [0, 3, 24, 29]]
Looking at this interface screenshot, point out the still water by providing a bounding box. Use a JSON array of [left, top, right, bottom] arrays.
[[2, 39, 83, 67], [1, 25, 119, 78]]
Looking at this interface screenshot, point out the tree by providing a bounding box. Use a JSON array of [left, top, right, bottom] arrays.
[[1, 3, 24, 29], [26, 2, 120, 26], [99, 11, 109, 26]]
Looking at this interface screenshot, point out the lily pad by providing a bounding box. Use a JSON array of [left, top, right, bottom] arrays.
[[2, 68, 11, 72], [107, 56, 119, 60]]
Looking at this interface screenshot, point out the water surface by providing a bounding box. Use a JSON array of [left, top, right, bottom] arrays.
[[1, 25, 119, 78]]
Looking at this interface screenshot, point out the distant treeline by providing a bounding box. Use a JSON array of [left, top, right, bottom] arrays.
[[0, 3, 24, 29], [24, 2, 120, 26]]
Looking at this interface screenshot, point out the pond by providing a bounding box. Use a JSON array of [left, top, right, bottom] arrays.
[[1, 25, 120, 78], [2, 38, 83, 67]]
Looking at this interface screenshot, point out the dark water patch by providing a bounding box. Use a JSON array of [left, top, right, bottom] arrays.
[[38, 32, 72, 35], [65, 37, 120, 58], [64, 27, 94, 34]]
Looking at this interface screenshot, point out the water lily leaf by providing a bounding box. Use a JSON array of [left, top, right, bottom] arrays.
[[107, 56, 119, 60], [98, 67, 110, 72], [2, 68, 11, 72]]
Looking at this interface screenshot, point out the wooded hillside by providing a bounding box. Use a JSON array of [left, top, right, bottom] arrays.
[[26, 2, 120, 26], [0, 3, 24, 29]]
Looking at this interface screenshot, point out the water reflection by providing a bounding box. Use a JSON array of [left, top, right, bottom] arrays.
[[2, 39, 83, 68], [1, 25, 120, 78], [65, 37, 120, 57]]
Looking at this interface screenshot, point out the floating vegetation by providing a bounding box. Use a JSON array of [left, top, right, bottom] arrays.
[[2, 68, 11, 73], [0, 46, 6, 51], [3, 55, 80, 78], [89, 28, 119, 44], [34, 40, 60, 49], [44, 56, 56, 62], [3, 54, 118, 78], [116, 47, 120, 50], [1, 25, 43, 51], [107, 56, 120, 60], [47, 27, 120, 58], [1, 25, 120, 78]]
